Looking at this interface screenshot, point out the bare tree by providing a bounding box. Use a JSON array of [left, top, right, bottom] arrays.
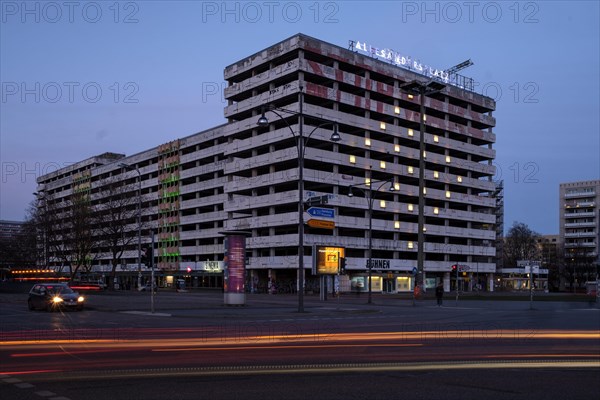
[[503, 221, 541, 267], [37, 192, 100, 279], [94, 179, 142, 290]]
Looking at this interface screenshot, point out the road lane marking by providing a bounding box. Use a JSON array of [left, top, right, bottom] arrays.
[[120, 311, 172, 317], [35, 391, 57, 397]]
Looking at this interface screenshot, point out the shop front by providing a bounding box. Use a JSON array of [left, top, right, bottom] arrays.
[[349, 273, 415, 294]]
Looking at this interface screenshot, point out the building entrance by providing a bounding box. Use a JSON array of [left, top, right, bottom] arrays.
[[383, 278, 395, 293]]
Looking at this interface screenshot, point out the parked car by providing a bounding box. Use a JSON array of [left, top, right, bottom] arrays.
[[138, 283, 157, 292], [28, 283, 85, 311], [68, 281, 107, 291]]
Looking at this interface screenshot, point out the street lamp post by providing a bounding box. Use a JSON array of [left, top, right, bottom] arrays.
[[257, 87, 340, 313], [348, 179, 395, 304], [400, 79, 446, 301], [119, 163, 142, 290]]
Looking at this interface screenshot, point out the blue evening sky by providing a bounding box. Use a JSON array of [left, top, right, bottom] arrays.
[[1, 1, 599, 235]]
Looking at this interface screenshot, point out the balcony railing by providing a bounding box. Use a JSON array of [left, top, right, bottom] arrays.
[[565, 191, 596, 198], [564, 221, 596, 228], [564, 211, 596, 218], [564, 242, 597, 248], [564, 231, 597, 238]]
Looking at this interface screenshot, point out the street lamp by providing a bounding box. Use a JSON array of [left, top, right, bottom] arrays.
[[347, 179, 395, 304], [399, 79, 446, 300], [119, 163, 142, 290], [256, 86, 339, 312]]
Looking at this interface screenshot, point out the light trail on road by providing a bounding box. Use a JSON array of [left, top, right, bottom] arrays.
[[2, 328, 598, 375]]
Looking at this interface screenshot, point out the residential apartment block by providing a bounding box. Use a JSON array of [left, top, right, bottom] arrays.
[[36, 34, 498, 293], [559, 180, 600, 289]]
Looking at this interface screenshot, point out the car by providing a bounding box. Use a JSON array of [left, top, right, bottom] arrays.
[[138, 283, 157, 292], [28, 283, 85, 311], [68, 281, 107, 291]]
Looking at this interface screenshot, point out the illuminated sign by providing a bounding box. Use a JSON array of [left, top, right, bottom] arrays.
[[352, 40, 449, 83], [202, 261, 223, 272], [224, 235, 245, 294], [316, 246, 345, 275], [366, 259, 391, 269]]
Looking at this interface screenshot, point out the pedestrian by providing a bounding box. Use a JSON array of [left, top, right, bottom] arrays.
[[435, 283, 444, 306]]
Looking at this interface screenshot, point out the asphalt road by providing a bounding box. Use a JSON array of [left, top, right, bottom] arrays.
[[1, 290, 599, 400]]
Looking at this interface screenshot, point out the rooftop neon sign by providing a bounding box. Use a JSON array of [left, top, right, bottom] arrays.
[[352, 40, 450, 83]]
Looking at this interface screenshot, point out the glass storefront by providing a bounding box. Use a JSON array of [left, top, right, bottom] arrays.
[[350, 274, 415, 293]]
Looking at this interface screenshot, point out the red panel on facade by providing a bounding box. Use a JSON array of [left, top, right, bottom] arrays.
[[308, 60, 323, 77]]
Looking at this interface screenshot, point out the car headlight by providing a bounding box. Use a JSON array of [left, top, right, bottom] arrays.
[[52, 296, 63, 303], [77, 296, 84, 303]]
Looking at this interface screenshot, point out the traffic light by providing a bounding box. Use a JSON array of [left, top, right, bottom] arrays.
[[340, 257, 347, 273], [141, 247, 152, 267], [186, 267, 192, 274], [451, 264, 457, 273]]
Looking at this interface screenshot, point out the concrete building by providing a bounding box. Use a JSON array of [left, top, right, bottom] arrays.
[[538, 235, 561, 291], [559, 180, 600, 290], [0, 220, 24, 241], [36, 34, 498, 293], [0, 220, 25, 271]]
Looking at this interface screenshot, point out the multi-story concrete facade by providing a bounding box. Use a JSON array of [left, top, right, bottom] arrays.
[[36, 34, 498, 293], [0, 220, 26, 270], [559, 180, 600, 289], [0, 220, 24, 241]]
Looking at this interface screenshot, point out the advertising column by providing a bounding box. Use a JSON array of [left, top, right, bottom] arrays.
[[223, 233, 248, 305]]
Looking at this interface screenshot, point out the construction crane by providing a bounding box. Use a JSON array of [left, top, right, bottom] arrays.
[[444, 59, 474, 91], [445, 59, 473, 76]]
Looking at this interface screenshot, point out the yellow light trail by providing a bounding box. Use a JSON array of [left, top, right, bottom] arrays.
[[2, 329, 599, 353]]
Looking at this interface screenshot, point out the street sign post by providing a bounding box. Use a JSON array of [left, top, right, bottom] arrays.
[[306, 195, 329, 206], [307, 219, 335, 230], [307, 207, 335, 219]]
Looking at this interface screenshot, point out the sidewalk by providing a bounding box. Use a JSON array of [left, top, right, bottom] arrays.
[[2, 289, 599, 319]]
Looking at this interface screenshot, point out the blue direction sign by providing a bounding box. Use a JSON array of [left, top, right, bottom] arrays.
[[307, 207, 335, 219]]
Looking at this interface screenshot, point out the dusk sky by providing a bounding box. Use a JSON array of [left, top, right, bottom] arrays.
[[1, 1, 598, 235]]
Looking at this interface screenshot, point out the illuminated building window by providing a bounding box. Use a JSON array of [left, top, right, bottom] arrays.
[[434, 207, 439, 215], [408, 204, 414, 212], [434, 135, 439, 143], [408, 129, 414, 137], [380, 161, 386, 169], [394, 221, 400, 229], [408, 166, 414, 174], [380, 200, 386, 208], [434, 171, 439, 179], [394, 144, 400, 152], [349, 155, 356, 164], [394, 106, 400, 114], [380, 122, 386, 130], [408, 241, 414, 249], [446, 155, 451, 163], [365, 138, 371, 146], [446, 191, 451, 198]]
